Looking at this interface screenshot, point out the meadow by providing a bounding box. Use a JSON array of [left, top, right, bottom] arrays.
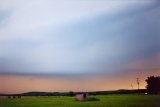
[[0, 94, 160, 107]]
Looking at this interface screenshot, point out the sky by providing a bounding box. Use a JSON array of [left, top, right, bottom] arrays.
[[0, 0, 160, 94]]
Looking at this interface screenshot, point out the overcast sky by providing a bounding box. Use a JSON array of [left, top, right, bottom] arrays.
[[0, 0, 160, 93]]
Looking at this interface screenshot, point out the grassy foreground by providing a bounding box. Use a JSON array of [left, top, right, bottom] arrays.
[[0, 94, 160, 107]]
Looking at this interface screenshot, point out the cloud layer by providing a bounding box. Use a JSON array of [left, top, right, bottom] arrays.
[[0, 0, 159, 75]]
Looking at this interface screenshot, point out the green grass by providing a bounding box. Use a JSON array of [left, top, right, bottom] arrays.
[[0, 94, 160, 107]]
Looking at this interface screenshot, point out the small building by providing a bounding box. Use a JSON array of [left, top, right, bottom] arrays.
[[75, 93, 88, 101]]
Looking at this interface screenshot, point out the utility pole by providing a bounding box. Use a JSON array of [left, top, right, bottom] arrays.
[[131, 84, 133, 90], [136, 78, 140, 94]]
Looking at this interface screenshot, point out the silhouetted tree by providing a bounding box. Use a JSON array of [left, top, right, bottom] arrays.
[[146, 76, 160, 94], [68, 91, 74, 96]]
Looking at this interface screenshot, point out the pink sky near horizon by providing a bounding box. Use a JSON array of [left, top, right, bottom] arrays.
[[0, 72, 158, 94]]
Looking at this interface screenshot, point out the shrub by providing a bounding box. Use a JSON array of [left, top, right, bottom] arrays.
[[87, 97, 100, 101]]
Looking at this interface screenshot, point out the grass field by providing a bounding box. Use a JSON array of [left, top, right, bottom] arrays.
[[0, 94, 160, 107]]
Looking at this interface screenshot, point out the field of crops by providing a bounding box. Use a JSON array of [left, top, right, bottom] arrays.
[[0, 94, 160, 107]]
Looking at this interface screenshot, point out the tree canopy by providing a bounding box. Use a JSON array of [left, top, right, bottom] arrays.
[[146, 76, 160, 94]]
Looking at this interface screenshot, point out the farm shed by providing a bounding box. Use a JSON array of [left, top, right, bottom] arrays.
[[75, 93, 88, 101]]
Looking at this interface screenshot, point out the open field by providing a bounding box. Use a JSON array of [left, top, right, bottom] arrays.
[[0, 94, 160, 107]]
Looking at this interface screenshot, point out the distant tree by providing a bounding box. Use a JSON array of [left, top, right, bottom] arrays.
[[68, 91, 74, 96], [146, 76, 160, 94]]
